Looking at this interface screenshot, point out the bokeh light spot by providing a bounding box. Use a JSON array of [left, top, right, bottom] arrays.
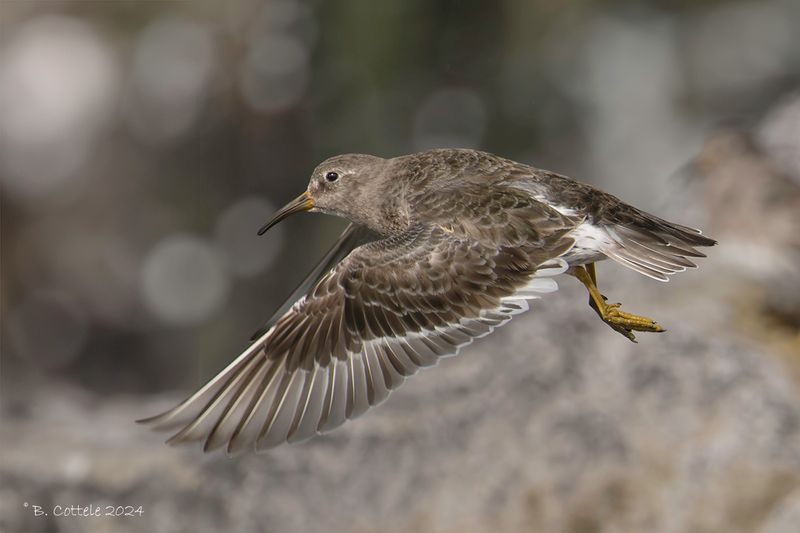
[[0, 15, 117, 201], [412, 88, 487, 151], [140, 235, 230, 325], [214, 196, 284, 278], [126, 15, 215, 144], [240, 33, 309, 113], [7, 290, 90, 371]]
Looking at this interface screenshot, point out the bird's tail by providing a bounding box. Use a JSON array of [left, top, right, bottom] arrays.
[[599, 213, 717, 282]]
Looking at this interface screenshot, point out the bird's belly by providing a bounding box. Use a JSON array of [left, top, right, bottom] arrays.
[[561, 246, 607, 266], [560, 222, 612, 266]]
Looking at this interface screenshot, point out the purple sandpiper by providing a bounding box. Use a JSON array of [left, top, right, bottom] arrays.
[[139, 148, 716, 454]]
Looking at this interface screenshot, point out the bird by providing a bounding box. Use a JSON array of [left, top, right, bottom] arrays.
[[138, 148, 716, 454]]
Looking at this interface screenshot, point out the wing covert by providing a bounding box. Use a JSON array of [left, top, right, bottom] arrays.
[[139, 189, 576, 454]]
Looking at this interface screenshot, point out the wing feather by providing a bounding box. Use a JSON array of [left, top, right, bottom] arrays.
[[346, 350, 370, 418], [287, 365, 328, 443], [139, 186, 577, 454], [227, 361, 283, 454], [319, 359, 348, 432], [256, 369, 306, 450]]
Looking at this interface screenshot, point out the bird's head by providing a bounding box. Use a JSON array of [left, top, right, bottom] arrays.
[[258, 153, 388, 235]]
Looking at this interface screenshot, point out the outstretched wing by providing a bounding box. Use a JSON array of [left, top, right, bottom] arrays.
[[250, 223, 380, 340], [139, 189, 578, 455]]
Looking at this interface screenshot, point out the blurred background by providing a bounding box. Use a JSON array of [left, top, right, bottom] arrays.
[[2, 1, 799, 532]]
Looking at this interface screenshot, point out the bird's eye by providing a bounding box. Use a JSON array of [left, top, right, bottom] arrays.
[[325, 171, 339, 182]]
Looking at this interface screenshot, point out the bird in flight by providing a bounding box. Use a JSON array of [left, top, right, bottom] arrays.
[[139, 149, 716, 454]]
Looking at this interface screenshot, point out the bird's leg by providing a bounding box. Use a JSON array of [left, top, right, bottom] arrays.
[[572, 263, 664, 343], [586, 261, 598, 285]]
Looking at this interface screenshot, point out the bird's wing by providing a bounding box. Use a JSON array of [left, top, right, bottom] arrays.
[[411, 182, 583, 246], [250, 223, 380, 341], [588, 202, 717, 282], [139, 189, 577, 455], [504, 168, 717, 281], [598, 219, 716, 281]]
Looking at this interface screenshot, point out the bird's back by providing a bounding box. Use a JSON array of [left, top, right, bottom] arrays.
[[393, 148, 716, 280]]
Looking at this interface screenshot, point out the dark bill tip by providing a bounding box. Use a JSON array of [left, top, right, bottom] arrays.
[[257, 191, 314, 235]]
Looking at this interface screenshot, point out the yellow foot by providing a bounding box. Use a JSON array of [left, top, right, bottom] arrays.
[[572, 264, 665, 343], [590, 296, 665, 343]]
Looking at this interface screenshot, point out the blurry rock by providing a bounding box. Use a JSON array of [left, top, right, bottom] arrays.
[[691, 128, 800, 328], [662, 112, 800, 337], [3, 291, 800, 533], [759, 92, 800, 181]]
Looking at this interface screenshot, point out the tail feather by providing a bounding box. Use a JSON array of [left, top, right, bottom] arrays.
[[600, 216, 716, 282]]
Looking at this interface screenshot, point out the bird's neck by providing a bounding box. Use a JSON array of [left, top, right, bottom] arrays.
[[348, 168, 413, 236]]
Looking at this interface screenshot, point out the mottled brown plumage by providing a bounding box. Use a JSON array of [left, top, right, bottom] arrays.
[[139, 148, 715, 454]]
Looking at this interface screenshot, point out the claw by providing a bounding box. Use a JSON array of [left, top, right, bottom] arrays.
[[590, 297, 664, 342], [602, 303, 664, 341], [573, 264, 666, 342]]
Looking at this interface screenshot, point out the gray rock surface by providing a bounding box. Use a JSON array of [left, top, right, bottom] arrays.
[[3, 279, 800, 533]]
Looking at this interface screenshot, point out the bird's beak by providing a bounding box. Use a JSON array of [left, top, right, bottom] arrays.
[[257, 191, 314, 235]]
